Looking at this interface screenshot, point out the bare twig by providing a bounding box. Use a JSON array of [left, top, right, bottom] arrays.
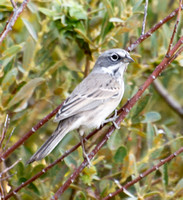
[[0, 103, 63, 162], [52, 38, 183, 199], [0, 158, 21, 176], [0, 0, 30, 45], [166, 0, 182, 57], [127, 6, 183, 52], [4, 43, 183, 199], [141, 0, 149, 35], [103, 147, 183, 200], [153, 79, 183, 118], [3, 129, 99, 200], [0, 173, 16, 182], [1, 7, 183, 200], [102, 10, 183, 199], [10, 0, 17, 9], [0, 6, 182, 165], [168, 45, 183, 63]]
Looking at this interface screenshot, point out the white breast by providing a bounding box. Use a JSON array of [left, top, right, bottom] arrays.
[[80, 79, 124, 130]]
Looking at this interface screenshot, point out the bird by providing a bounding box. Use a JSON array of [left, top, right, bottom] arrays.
[[27, 48, 134, 165]]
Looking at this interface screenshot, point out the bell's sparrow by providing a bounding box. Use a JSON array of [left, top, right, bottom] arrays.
[[27, 49, 134, 165]]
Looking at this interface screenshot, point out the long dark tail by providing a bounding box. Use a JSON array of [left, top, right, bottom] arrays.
[[27, 122, 68, 164]]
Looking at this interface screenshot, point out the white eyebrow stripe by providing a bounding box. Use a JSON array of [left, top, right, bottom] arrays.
[[117, 51, 125, 58]]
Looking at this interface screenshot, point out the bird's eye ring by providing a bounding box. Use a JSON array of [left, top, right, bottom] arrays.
[[110, 53, 119, 62]]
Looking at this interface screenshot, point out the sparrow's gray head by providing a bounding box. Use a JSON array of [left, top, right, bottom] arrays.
[[93, 49, 134, 75]]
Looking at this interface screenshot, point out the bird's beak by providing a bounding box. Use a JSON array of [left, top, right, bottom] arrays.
[[123, 55, 134, 63]]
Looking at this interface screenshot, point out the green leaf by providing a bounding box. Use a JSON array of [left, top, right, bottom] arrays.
[[109, 17, 124, 23], [142, 112, 161, 123], [107, 131, 123, 150], [0, 43, 24, 60], [150, 147, 163, 160], [132, 94, 151, 122], [89, 16, 103, 30], [163, 163, 168, 188], [151, 32, 158, 57], [175, 178, 183, 194], [100, 14, 113, 41], [114, 146, 127, 163], [130, 128, 146, 138], [31, 164, 46, 176], [8, 77, 45, 109], [69, 4, 87, 20], [133, 0, 143, 12], [0, 56, 14, 69], [16, 162, 25, 176], [23, 37, 35, 69], [81, 165, 97, 186], [74, 28, 95, 47], [27, 182, 40, 195], [38, 7, 56, 17], [1, 68, 18, 90], [144, 191, 162, 198], [147, 122, 154, 148], [102, 0, 113, 17], [62, 151, 77, 169], [74, 191, 87, 200], [22, 18, 38, 41]]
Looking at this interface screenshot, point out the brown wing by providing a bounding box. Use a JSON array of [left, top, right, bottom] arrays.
[[54, 73, 120, 122]]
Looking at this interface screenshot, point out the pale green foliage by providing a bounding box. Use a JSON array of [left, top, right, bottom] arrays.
[[0, 0, 183, 199]]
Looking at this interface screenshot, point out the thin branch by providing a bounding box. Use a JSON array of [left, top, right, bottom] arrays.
[[1, 11, 183, 200], [0, 173, 16, 182], [153, 79, 183, 118], [168, 45, 183, 63], [141, 0, 149, 35], [3, 129, 99, 200], [2, 7, 183, 200], [102, 147, 183, 200], [166, 0, 182, 56], [5, 44, 183, 199], [0, 0, 30, 45], [127, 6, 183, 52], [10, 0, 17, 9], [0, 103, 63, 162], [52, 38, 183, 200], [0, 0, 181, 199], [0, 158, 21, 176], [0, 5, 182, 164]]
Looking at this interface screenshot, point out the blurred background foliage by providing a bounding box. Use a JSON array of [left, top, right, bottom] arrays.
[[0, 0, 183, 199]]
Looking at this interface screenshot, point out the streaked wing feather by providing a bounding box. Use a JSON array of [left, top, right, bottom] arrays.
[[54, 73, 120, 122]]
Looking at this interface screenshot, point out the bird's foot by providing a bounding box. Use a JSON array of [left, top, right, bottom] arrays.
[[83, 151, 92, 167], [79, 132, 92, 167], [102, 109, 120, 129]]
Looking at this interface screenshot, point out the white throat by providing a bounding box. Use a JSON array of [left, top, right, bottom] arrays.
[[101, 63, 127, 77]]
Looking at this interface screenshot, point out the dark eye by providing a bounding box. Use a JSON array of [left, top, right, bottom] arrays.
[[110, 53, 119, 62]]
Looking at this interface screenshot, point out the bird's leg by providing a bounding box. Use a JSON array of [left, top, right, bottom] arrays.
[[78, 130, 92, 167], [102, 109, 120, 129]]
